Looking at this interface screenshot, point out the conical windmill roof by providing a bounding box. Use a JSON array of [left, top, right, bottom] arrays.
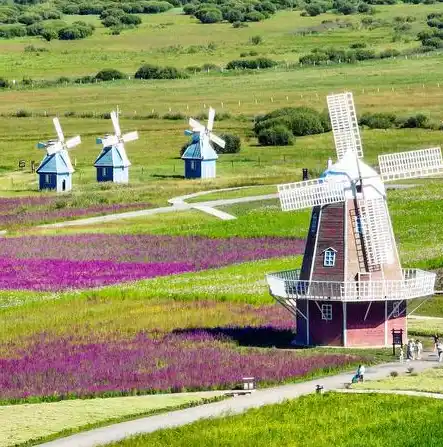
[[37, 150, 74, 174], [181, 134, 218, 161], [94, 145, 131, 168], [321, 150, 378, 182]]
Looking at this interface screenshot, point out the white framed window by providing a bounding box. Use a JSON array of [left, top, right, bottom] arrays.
[[310, 213, 318, 233], [190, 161, 196, 170], [102, 167, 107, 176], [323, 248, 336, 267], [321, 304, 333, 321], [45, 174, 50, 183]]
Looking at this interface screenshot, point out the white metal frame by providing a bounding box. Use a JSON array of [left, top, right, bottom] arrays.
[[378, 147, 443, 182], [358, 198, 393, 267], [323, 248, 336, 267], [327, 92, 363, 160], [278, 178, 346, 212], [267, 268, 436, 302]]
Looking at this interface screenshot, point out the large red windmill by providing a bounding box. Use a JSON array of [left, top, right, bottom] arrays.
[[267, 92, 437, 347]]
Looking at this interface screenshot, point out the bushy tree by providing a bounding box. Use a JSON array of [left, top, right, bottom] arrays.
[[214, 134, 241, 153], [121, 14, 142, 25], [197, 7, 223, 23], [224, 9, 244, 23], [305, 3, 323, 16], [0, 78, 9, 88], [245, 11, 264, 21], [258, 125, 293, 146], [142, 1, 174, 13], [359, 112, 397, 129], [95, 68, 126, 81], [134, 64, 188, 79], [18, 13, 41, 25]]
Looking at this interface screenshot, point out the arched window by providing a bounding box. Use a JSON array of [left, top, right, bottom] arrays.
[[323, 248, 337, 267]]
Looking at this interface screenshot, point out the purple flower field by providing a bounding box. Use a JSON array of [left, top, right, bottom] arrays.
[[0, 235, 304, 290], [0, 331, 364, 399], [0, 200, 152, 227], [0, 258, 195, 291]]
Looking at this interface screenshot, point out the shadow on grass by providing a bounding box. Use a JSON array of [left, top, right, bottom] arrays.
[[173, 326, 298, 349], [151, 174, 185, 179]]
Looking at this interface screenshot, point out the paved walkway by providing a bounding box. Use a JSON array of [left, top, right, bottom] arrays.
[[336, 389, 443, 399], [38, 355, 438, 447], [36, 183, 417, 229]]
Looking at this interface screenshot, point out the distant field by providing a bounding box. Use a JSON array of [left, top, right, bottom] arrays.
[[106, 393, 443, 447], [2, 5, 442, 80]]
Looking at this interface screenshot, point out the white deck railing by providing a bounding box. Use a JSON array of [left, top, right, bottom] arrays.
[[266, 268, 436, 302]]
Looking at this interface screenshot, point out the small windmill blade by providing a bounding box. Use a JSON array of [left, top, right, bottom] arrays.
[[97, 135, 119, 147], [184, 129, 193, 136], [358, 197, 394, 266], [278, 178, 346, 212], [46, 142, 63, 155], [65, 135, 81, 149], [189, 117, 205, 132], [210, 133, 225, 149], [53, 117, 65, 142], [111, 111, 121, 137], [378, 147, 443, 182], [122, 131, 138, 143], [327, 92, 363, 161], [207, 107, 215, 131]]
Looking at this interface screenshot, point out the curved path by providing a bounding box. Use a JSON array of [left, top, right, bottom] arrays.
[[38, 182, 414, 228], [38, 355, 438, 447]]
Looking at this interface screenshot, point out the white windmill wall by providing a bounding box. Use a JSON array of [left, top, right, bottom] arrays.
[[201, 160, 216, 179], [55, 174, 72, 193]]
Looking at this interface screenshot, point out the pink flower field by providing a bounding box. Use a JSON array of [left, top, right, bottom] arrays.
[[0, 234, 304, 291], [0, 303, 367, 400]]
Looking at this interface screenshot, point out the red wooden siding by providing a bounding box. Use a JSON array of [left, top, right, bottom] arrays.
[[308, 301, 343, 346], [346, 302, 386, 346], [311, 203, 345, 282]]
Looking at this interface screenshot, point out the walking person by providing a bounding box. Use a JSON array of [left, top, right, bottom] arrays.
[[410, 339, 416, 360], [357, 364, 365, 382], [437, 341, 443, 362], [406, 340, 412, 361], [433, 334, 439, 352], [415, 340, 423, 360], [399, 346, 404, 364]]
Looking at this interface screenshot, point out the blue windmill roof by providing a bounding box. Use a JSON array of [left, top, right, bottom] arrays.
[[181, 134, 218, 161], [94, 145, 131, 168], [36, 151, 74, 174]]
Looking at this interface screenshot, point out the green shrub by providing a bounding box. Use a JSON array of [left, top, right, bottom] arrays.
[[134, 64, 188, 79], [254, 107, 329, 138], [214, 134, 241, 153], [197, 8, 223, 23], [17, 13, 41, 25], [305, 3, 323, 16], [142, 1, 174, 13], [62, 4, 80, 14], [163, 111, 186, 120], [402, 113, 429, 128], [245, 11, 265, 22], [0, 24, 27, 38], [95, 68, 126, 81], [121, 14, 142, 25], [226, 57, 276, 70], [0, 78, 9, 88], [359, 112, 397, 129], [41, 28, 58, 41], [232, 21, 248, 28], [102, 15, 121, 27], [258, 125, 293, 146], [224, 9, 244, 23], [250, 35, 263, 45]]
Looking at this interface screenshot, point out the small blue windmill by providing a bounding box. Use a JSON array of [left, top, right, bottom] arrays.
[[94, 110, 138, 183], [182, 107, 225, 179], [36, 117, 81, 192]]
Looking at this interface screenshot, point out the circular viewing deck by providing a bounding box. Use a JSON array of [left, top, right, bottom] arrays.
[[266, 268, 436, 302]]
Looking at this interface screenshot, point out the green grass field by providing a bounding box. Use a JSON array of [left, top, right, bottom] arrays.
[[106, 393, 443, 447], [356, 366, 443, 393], [1, 393, 222, 447]]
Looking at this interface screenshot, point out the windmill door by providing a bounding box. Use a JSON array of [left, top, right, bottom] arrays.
[[62, 179, 66, 191]]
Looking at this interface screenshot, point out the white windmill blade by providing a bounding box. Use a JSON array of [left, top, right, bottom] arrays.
[[46, 142, 62, 155], [65, 135, 81, 149], [378, 147, 443, 182], [53, 117, 65, 142], [327, 92, 363, 161], [207, 107, 215, 131], [278, 178, 346, 212], [117, 144, 131, 166], [358, 197, 394, 267], [189, 117, 205, 132], [122, 131, 139, 143], [110, 111, 121, 137], [210, 133, 225, 149], [100, 135, 119, 147]]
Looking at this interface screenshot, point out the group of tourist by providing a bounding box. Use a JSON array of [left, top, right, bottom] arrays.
[[401, 339, 423, 361]]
